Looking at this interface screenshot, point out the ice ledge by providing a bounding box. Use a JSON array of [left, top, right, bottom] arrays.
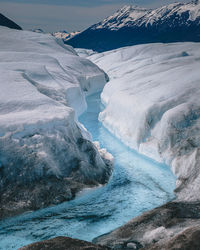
[[0, 27, 113, 218], [88, 42, 200, 202]]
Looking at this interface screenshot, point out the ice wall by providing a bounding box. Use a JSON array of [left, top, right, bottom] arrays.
[[0, 27, 112, 217], [89, 43, 200, 201]]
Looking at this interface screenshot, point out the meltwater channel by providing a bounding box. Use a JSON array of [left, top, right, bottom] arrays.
[[0, 93, 176, 249]]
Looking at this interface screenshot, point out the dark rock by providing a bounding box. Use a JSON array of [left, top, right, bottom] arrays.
[[0, 177, 87, 219], [0, 131, 113, 219], [18, 201, 200, 250], [93, 201, 200, 249], [0, 13, 22, 30], [19, 236, 110, 250], [145, 226, 200, 250]]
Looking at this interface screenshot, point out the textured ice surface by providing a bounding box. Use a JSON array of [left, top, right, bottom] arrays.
[[88, 43, 200, 201], [0, 27, 111, 215], [0, 93, 175, 250], [75, 48, 97, 58]]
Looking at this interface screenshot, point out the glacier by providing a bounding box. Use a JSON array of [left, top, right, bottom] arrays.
[[86, 42, 200, 202], [1, 23, 200, 249], [0, 27, 112, 218]]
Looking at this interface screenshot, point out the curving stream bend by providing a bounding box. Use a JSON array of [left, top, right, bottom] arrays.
[[0, 93, 176, 250]]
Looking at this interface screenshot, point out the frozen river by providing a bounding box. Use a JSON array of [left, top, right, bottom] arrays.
[[0, 93, 176, 249]]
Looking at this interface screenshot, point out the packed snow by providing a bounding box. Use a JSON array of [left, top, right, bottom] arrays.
[[0, 27, 112, 205], [87, 42, 200, 201]]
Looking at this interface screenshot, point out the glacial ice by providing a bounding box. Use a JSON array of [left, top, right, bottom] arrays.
[[88, 42, 200, 201], [0, 27, 112, 214], [0, 92, 175, 250]]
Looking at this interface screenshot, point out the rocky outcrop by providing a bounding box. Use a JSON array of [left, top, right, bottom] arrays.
[[19, 236, 110, 250], [93, 201, 200, 249], [0, 177, 94, 219], [0, 13, 22, 30], [145, 226, 200, 250]]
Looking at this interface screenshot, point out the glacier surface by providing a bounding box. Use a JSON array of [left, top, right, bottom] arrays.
[[0, 27, 112, 217], [87, 42, 200, 201]]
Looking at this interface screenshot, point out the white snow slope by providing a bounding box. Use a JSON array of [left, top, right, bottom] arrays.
[[88, 43, 200, 201], [0, 27, 112, 191]]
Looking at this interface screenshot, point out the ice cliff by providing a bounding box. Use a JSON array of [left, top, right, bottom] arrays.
[[0, 27, 112, 218], [88, 42, 200, 202]]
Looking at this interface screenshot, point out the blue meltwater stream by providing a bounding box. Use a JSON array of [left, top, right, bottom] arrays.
[[0, 93, 176, 249]]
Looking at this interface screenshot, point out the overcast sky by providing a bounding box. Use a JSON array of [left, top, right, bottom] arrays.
[[1, 0, 188, 32]]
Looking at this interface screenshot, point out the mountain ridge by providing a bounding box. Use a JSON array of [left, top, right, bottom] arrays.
[[0, 13, 22, 30], [67, 1, 200, 52]]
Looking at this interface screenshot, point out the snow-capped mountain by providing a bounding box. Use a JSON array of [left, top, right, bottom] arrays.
[[52, 30, 80, 42], [67, 1, 200, 51], [0, 13, 22, 30]]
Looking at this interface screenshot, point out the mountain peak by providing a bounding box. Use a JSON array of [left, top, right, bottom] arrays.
[[118, 5, 132, 12], [67, 1, 200, 52], [118, 5, 148, 12], [93, 4, 149, 30]]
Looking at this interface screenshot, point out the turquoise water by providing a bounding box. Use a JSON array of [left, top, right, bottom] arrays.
[[0, 93, 176, 249]]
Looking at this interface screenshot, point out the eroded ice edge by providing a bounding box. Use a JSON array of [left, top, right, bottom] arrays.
[[86, 42, 200, 202], [0, 92, 175, 250], [0, 26, 113, 218]]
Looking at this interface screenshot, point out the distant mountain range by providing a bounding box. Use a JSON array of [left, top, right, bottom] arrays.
[[31, 29, 80, 42], [67, 1, 200, 52], [52, 30, 80, 42], [0, 13, 22, 30]]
